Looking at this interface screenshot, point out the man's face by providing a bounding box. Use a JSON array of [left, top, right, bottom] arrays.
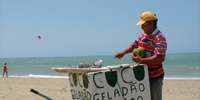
[[141, 21, 153, 34]]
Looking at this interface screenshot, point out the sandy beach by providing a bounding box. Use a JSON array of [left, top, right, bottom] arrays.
[[0, 78, 199, 100]]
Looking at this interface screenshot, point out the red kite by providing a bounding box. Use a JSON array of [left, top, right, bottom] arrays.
[[37, 35, 41, 39]]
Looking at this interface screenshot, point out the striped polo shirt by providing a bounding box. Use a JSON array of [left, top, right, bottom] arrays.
[[131, 28, 167, 80]]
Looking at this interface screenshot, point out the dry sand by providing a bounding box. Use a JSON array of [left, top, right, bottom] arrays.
[[0, 77, 199, 100]]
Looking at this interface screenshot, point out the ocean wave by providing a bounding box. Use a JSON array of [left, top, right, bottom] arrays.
[[2, 74, 69, 78], [2, 74, 199, 80], [164, 77, 200, 80]]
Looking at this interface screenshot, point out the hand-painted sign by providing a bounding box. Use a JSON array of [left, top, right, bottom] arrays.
[[66, 64, 151, 100]]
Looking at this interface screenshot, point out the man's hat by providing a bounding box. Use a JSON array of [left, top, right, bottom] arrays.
[[136, 11, 157, 25]]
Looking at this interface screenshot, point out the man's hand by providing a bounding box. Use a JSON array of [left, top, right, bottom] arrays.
[[114, 45, 134, 59], [114, 52, 124, 59], [132, 51, 165, 64], [132, 51, 143, 64]]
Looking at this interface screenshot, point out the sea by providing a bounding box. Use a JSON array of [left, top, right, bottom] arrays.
[[0, 53, 199, 80]]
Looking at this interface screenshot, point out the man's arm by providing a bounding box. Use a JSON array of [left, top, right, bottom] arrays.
[[114, 45, 134, 59], [132, 54, 165, 64]]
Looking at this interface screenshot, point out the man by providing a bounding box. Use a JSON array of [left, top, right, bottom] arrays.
[[3, 62, 8, 77], [114, 11, 167, 100]]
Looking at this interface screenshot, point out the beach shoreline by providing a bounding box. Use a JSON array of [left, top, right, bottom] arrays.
[[0, 77, 199, 100]]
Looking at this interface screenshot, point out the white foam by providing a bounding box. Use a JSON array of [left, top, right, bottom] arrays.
[[164, 77, 200, 80], [2, 74, 199, 80], [2, 74, 69, 78]]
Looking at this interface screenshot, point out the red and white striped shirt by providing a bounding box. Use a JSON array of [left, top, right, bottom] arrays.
[[131, 28, 167, 80]]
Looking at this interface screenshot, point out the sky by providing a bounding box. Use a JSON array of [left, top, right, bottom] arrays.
[[0, 0, 200, 58]]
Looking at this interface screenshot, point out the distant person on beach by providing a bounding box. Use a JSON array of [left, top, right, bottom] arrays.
[[3, 62, 8, 77], [114, 11, 167, 100]]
